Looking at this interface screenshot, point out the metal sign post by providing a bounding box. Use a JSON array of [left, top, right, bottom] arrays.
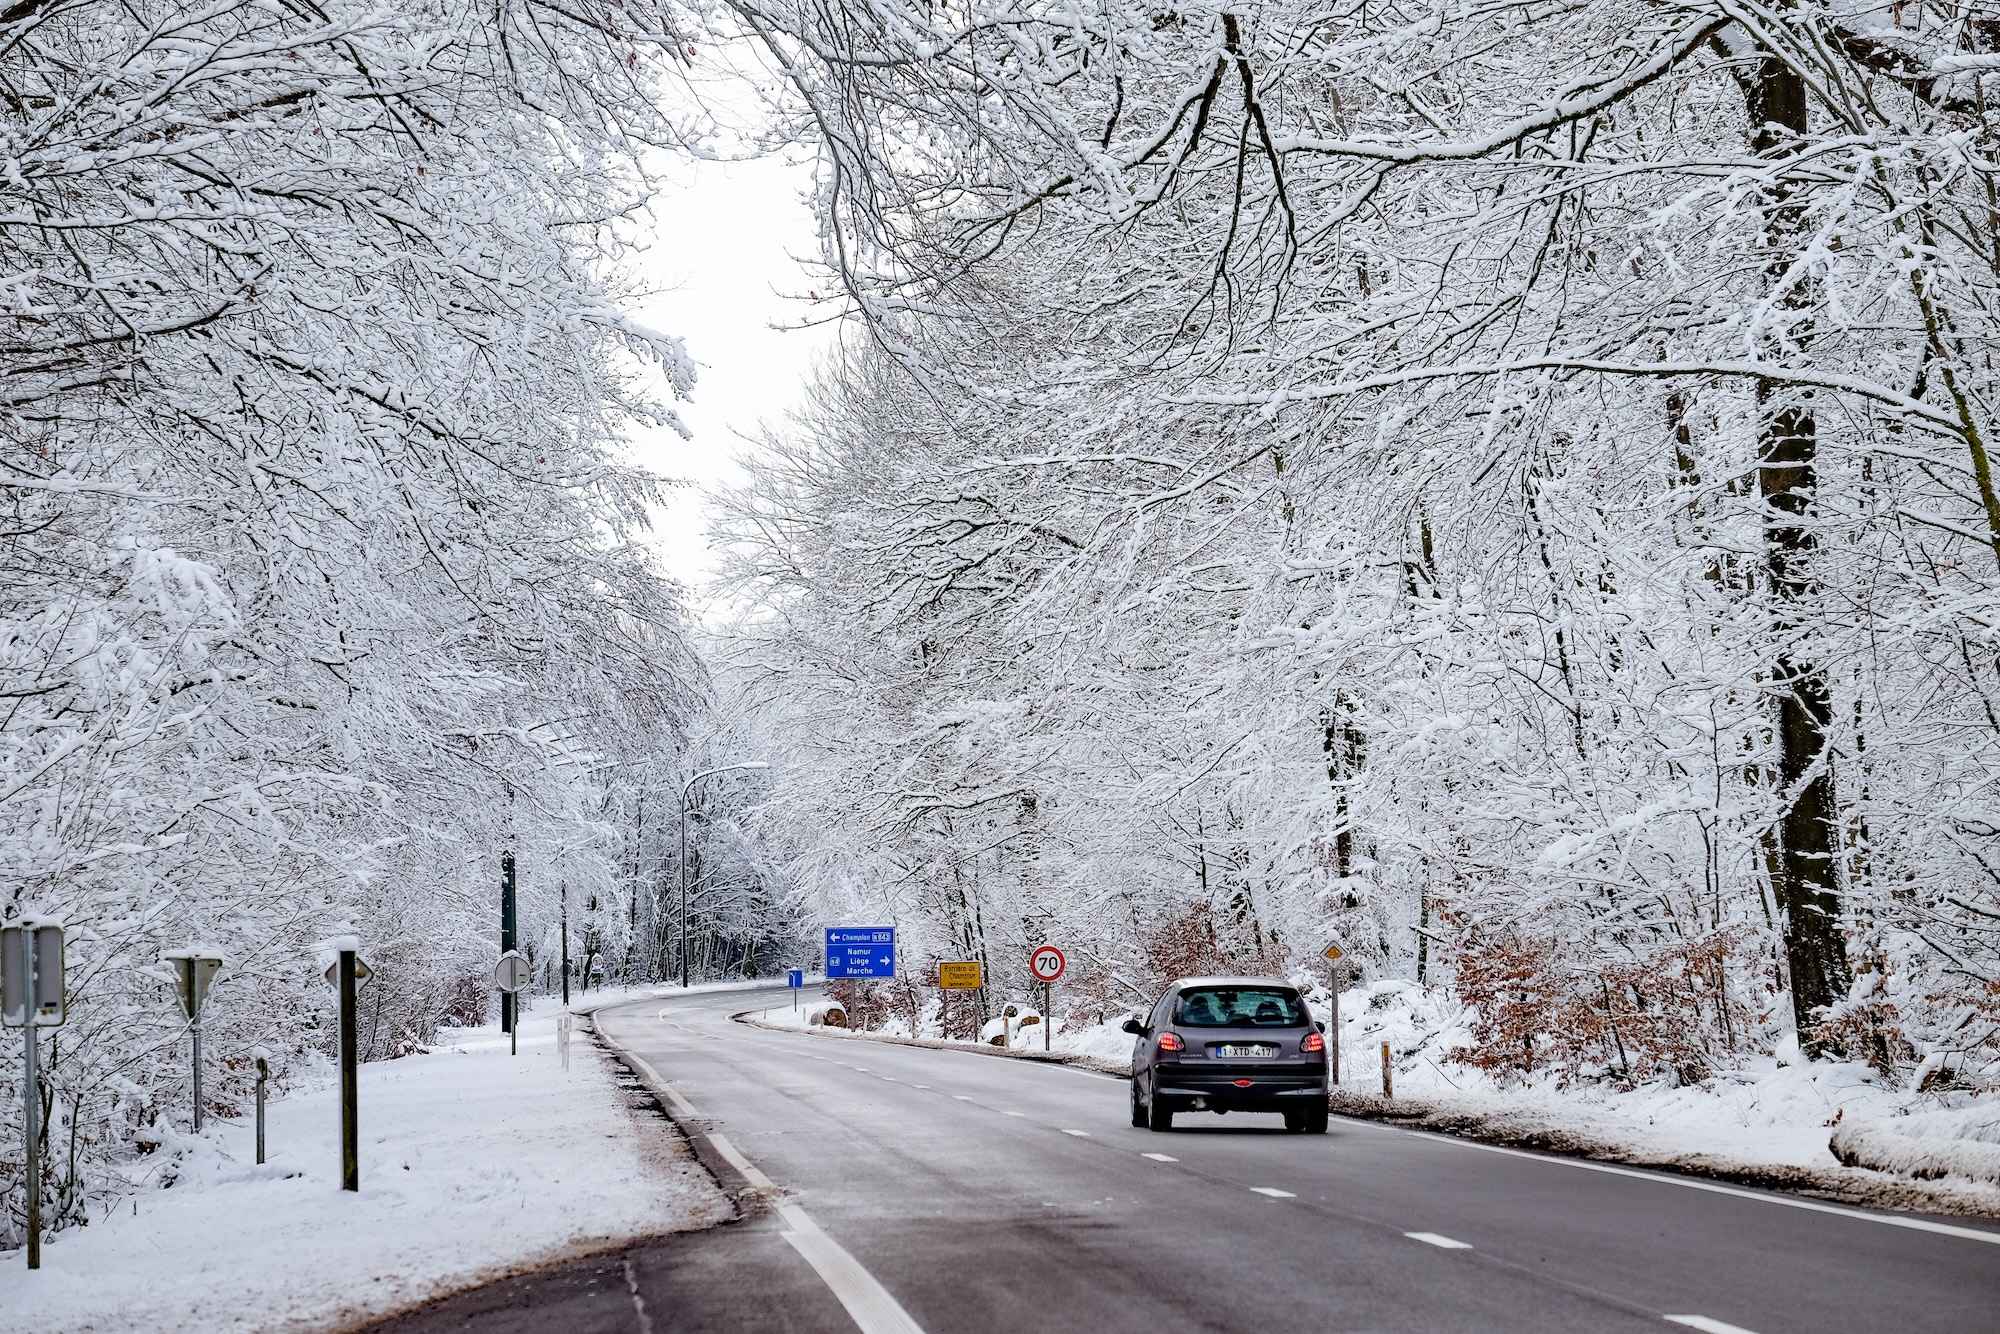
[[319, 943, 371, 1191], [788, 968, 804, 1011], [2, 917, 64, 1270], [340, 949, 359, 1190], [162, 949, 226, 1131], [500, 852, 518, 1035], [494, 950, 530, 1057], [1028, 946, 1066, 1054], [255, 1056, 270, 1165]]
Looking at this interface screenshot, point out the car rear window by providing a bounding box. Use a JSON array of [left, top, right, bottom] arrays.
[[1173, 987, 1308, 1028]]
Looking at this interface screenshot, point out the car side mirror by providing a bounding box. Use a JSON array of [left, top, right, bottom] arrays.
[[1120, 1017, 1146, 1036], [1316, 1020, 1327, 1033]]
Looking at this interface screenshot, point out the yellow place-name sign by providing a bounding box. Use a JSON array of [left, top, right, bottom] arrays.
[[937, 960, 983, 990]]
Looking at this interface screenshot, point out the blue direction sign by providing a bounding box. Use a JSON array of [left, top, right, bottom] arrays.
[[787, 969, 804, 989], [825, 927, 895, 978]]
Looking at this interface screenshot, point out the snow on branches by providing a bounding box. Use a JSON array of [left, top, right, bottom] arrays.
[[1, 0, 706, 1238], [713, 1, 2000, 1089]]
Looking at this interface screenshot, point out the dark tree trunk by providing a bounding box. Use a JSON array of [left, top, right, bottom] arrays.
[[1747, 47, 1852, 1053]]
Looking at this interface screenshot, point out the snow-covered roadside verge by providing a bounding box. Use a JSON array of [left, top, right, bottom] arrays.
[[2, 1006, 729, 1333], [1309, 978, 2000, 1217]]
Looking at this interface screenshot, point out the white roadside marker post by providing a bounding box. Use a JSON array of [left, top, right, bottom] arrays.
[[1381, 1040, 1393, 1099], [3, 917, 65, 1270]]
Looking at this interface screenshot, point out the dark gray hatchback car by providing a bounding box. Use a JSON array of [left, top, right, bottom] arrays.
[[1123, 977, 1329, 1133]]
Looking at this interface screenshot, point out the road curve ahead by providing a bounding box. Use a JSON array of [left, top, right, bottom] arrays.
[[370, 985, 2000, 1334]]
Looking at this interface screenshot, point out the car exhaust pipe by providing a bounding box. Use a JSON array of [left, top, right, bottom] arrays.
[[1190, 1098, 1208, 1111]]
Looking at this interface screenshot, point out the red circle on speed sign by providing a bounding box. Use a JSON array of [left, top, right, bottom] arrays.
[[1029, 945, 1066, 983]]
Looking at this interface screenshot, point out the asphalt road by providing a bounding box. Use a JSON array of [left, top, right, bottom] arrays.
[[370, 985, 2000, 1334]]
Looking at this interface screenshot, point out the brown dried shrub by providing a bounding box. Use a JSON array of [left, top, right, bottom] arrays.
[[1453, 931, 1766, 1087]]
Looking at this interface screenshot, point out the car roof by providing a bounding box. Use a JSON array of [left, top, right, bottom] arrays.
[[1170, 976, 1297, 991]]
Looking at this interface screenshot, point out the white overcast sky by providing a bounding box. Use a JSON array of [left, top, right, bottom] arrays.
[[627, 134, 839, 603]]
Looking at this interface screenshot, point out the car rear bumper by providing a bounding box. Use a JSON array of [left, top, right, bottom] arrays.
[[1154, 1061, 1327, 1109]]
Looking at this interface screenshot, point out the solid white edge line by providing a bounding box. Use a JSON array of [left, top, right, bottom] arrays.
[[1384, 1124, 2000, 1245], [779, 1203, 928, 1334], [706, 1133, 777, 1192], [1664, 1317, 1759, 1334], [1250, 1187, 1296, 1199], [597, 1008, 931, 1334], [1404, 1231, 1473, 1249]]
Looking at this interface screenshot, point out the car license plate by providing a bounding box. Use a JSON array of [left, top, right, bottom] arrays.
[[1217, 1044, 1274, 1058]]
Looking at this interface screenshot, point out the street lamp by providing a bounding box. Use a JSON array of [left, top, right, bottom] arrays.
[[679, 761, 770, 989]]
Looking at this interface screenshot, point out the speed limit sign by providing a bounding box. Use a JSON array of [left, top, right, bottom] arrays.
[[1029, 945, 1066, 984]]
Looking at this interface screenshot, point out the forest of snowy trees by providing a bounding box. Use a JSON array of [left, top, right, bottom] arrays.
[[7, 0, 1999, 1249], [0, 1, 800, 1241], [708, 1, 2000, 1083]]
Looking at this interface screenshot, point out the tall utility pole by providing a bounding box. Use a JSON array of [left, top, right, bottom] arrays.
[[678, 761, 771, 989], [500, 850, 518, 1034]]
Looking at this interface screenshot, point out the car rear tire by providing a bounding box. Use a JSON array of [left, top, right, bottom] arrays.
[[1282, 1108, 1306, 1133], [1305, 1105, 1329, 1134], [1146, 1082, 1174, 1132], [1129, 1080, 1146, 1128]]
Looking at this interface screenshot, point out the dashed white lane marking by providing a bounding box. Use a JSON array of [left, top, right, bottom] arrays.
[[1061, 1128, 1090, 1137], [1395, 1126, 2000, 1246], [1405, 1231, 1472, 1249], [1250, 1187, 1296, 1199], [1141, 1153, 1178, 1163], [1004, 1110, 1026, 1118], [952, 1095, 975, 1102], [913, 1084, 931, 1090], [1664, 1318, 1759, 1334]]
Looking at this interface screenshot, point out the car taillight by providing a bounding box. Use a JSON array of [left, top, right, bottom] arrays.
[[1156, 1032, 1184, 1053], [1302, 1032, 1325, 1054]]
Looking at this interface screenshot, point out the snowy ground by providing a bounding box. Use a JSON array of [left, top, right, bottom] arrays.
[[1298, 977, 1999, 1197], [2, 994, 732, 1334]]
